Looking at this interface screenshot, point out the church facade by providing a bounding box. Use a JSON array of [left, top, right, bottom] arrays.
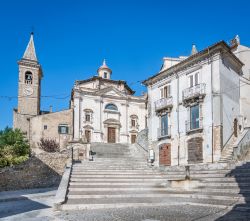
[[13, 33, 147, 148], [71, 61, 147, 144]]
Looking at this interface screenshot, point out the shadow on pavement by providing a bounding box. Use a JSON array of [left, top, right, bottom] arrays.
[[0, 196, 50, 218], [216, 162, 250, 220]]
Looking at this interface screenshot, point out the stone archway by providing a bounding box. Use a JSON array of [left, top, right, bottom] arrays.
[[103, 118, 121, 143], [159, 143, 171, 166]]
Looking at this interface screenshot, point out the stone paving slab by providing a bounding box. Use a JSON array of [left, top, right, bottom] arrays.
[[56, 204, 250, 221]]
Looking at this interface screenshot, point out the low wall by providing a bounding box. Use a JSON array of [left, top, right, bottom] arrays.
[[233, 128, 250, 161], [0, 151, 70, 191]]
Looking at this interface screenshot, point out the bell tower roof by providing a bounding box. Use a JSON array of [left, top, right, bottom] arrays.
[[97, 59, 112, 79], [191, 44, 198, 55], [22, 32, 38, 61]]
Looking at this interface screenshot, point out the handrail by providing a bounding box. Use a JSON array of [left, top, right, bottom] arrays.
[[222, 131, 234, 151]]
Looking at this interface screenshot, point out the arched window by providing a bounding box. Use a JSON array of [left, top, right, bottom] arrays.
[[105, 103, 118, 111], [104, 72, 107, 79], [25, 71, 33, 84]]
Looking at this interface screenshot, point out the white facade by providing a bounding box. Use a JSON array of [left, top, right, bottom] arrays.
[[144, 41, 244, 166], [72, 61, 147, 144], [231, 38, 250, 128]]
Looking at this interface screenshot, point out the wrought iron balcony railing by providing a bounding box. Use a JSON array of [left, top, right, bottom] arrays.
[[183, 83, 206, 102], [185, 118, 203, 133], [155, 97, 173, 112], [157, 126, 171, 139]]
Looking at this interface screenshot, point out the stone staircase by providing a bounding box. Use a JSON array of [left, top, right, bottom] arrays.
[[219, 129, 250, 163], [61, 143, 250, 211], [219, 136, 237, 163]]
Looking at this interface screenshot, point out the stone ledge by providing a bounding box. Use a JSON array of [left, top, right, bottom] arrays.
[[53, 162, 72, 210]]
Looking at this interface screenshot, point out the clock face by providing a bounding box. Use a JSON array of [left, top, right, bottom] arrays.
[[23, 86, 33, 96]]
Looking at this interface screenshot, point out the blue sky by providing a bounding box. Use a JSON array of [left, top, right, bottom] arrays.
[[0, 0, 250, 129]]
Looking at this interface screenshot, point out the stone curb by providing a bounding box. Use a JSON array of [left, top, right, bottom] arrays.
[[53, 162, 72, 210]]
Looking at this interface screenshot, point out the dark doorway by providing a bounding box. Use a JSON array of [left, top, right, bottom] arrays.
[[234, 118, 238, 137], [85, 130, 91, 143]]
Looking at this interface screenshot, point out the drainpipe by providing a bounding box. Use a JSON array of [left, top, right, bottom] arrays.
[[209, 49, 214, 163], [176, 71, 180, 166]]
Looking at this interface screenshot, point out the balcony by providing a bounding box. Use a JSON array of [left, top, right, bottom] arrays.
[[185, 118, 203, 134], [182, 83, 206, 104], [155, 97, 173, 112], [158, 126, 171, 139]]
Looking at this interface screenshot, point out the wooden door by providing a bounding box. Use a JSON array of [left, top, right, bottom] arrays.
[[188, 137, 203, 164], [159, 143, 171, 166], [131, 135, 137, 144], [108, 127, 116, 143], [85, 130, 91, 143]]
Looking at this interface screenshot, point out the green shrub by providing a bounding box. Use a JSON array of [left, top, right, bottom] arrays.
[[0, 158, 8, 168], [0, 127, 30, 167]]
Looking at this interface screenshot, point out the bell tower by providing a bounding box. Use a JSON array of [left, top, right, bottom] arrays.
[[14, 33, 42, 134], [17, 32, 42, 116], [97, 59, 112, 79]]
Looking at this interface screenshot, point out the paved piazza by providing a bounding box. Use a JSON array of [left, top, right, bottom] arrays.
[[0, 188, 249, 221]]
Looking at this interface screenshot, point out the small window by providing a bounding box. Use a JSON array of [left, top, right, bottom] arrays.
[[44, 125, 47, 130], [189, 73, 199, 87], [85, 114, 91, 122], [58, 125, 69, 134], [104, 72, 108, 78], [105, 103, 118, 111], [160, 85, 171, 98], [25, 71, 33, 84], [131, 119, 136, 127]]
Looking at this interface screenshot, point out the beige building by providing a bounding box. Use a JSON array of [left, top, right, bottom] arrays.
[[13, 33, 73, 149]]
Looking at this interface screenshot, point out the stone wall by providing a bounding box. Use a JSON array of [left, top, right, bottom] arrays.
[[30, 109, 73, 149], [0, 151, 70, 191]]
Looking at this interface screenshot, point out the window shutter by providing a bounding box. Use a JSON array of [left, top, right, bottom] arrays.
[[190, 75, 193, 87], [195, 73, 199, 85], [160, 88, 163, 98], [167, 85, 171, 97]]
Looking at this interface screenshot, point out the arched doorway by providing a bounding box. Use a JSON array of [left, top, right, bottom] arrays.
[[159, 143, 171, 166]]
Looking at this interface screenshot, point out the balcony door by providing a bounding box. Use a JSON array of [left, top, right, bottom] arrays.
[[161, 114, 168, 136], [190, 105, 200, 130]]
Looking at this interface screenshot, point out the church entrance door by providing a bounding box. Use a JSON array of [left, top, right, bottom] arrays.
[[108, 127, 116, 143], [85, 130, 91, 143], [131, 135, 137, 144]]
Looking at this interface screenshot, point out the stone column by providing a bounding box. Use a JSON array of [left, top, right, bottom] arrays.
[[74, 97, 80, 140]]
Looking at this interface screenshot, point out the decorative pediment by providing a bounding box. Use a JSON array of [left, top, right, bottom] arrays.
[[96, 86, 127, 98]]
